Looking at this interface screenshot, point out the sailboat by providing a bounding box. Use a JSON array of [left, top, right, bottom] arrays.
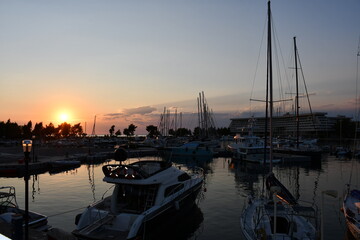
[[273, 37, 322, 162], [342, 37, 360, 239], [240, 2, 317, 239]]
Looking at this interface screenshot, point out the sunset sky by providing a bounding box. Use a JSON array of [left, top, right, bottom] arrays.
[[0, 0, 359, 134]]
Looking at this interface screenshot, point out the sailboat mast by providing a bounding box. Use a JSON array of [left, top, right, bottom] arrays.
[[267, 0, 273, 171], [294, 36, 300, 148]]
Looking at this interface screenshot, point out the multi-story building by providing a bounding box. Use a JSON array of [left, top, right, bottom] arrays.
[[229, 112, 350, 138]]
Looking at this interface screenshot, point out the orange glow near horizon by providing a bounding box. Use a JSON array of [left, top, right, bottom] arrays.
[[59, 113, 69, 122], [54, 109, 73, 124]]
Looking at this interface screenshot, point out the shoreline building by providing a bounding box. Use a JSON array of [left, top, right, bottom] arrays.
[[229, 112, 350, 138]]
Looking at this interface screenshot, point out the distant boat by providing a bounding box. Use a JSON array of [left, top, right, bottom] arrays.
[[50, 159, 81, 169], [73, 148, 204, 240], [228, 118, 280, 164], [164, 141, 214, 159]]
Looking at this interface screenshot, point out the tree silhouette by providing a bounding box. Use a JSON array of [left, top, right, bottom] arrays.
[[58, 122, 71, 138], [146, 125, 159, 138], [22, 121, 32, 138], [109, 125, 115, 136], [123, 124, 137, 137], [128, 124, 137, 136], [33, 122, 44, 139], [44, 123, 55, 138], [70, 123, 83, 137], [115, 129, 122, 136]]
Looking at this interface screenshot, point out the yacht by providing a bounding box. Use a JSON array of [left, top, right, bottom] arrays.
[[73, 148, 204, 240]]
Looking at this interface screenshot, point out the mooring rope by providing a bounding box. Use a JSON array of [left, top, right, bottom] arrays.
[[47, 206, 86, 218]]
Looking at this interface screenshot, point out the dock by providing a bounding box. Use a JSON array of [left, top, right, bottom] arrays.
[[0, 146, 160, 178], [275, 153, 312, 163]]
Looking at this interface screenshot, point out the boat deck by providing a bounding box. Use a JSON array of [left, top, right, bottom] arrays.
[[80, 229, 128, 240], [73, 227, 129, 240], [73, 214, 130, 240]]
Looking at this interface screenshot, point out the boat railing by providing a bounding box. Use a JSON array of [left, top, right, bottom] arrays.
[[0, 186, 18, 208], [240, 202, 258, 239], [190, 166, 204, 179]]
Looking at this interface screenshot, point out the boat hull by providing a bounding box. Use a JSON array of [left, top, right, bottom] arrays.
[[343, 189, 360, 239], [73, 181, 203, 240], [240, 198, 316, 240]]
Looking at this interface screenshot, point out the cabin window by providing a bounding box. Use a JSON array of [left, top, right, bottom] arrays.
[[178, 173, 190, 181], [164, 184, 184, 198], [270, 216, 289, 234], [115, 184, 158, 213]]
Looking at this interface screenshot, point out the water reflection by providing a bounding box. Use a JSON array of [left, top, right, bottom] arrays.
[[86, 164, 96, 202], [145, 204, 204, 240], [2, 155, 359, 239]]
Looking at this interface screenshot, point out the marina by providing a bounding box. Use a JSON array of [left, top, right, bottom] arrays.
[[1, 1, 360, 239], [0, 144, 358, 239]]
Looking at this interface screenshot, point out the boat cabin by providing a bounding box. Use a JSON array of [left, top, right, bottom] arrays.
[[102, 161, 193, 214]]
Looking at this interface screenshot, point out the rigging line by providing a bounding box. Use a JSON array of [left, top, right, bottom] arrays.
[[349, 38, 360, 185], [356, 36, 360, 122], [249, 14, 267, 116], [47, 206, 86, 218], [297, 48, 317, 132], [271, 13, 290, 115]]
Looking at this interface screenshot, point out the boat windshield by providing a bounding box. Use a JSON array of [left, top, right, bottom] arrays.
[[115, 184, 158, 213]]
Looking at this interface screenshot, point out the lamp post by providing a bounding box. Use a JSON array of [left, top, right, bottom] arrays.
[[32, 136, 35, 163], [22, 140, 32, 240]]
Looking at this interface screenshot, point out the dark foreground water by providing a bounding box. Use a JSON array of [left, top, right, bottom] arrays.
[[1, 154, 358, 240]]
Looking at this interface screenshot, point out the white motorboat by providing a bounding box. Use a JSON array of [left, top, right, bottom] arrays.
[[72, 148, 204, 240]]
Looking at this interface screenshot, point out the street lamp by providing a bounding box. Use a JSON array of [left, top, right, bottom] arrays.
[[32, 135, 35, 163], [22, 139, 32, 240]]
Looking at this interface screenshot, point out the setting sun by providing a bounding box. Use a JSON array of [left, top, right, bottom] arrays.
[[59, 113, 70, 122]]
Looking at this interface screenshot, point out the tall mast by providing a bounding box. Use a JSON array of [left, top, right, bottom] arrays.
[[202, 91, 208, 138], [267, 0, 273, 172], [91, 115, 96, 136], [294, 36, 300, 148], [197, 95, 201, 137]]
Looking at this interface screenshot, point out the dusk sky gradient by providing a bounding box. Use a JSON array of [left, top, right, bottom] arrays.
[[0, 1, 359, 134]]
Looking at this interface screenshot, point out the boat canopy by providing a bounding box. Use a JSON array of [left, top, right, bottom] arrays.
[[102, 161, 172, 180]]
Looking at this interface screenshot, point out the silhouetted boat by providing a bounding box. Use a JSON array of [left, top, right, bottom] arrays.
[[73, 148, 204, 240]]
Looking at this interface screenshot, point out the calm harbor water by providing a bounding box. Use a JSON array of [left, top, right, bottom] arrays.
[[1, 154, 358, 239]]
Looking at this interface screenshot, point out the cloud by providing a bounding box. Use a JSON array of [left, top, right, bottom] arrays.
[[102, 106, 157, 121], [102, 113, 124, 120], [123, 106, 157, 115]]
